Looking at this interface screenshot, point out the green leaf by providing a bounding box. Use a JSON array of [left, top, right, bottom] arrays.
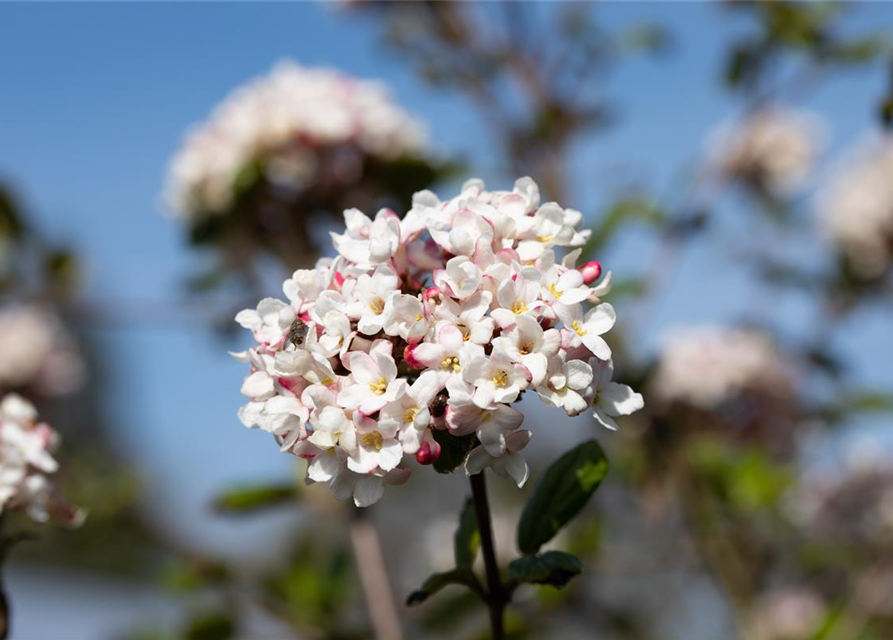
[[431, 430, 477, 474], [508, 551, 583, 589], [517, 440, 609, 555], [406, 569, 478, 606], [213, 483, 297, 514], [453, 498, 479, 569], [184, 611, 235, 640]]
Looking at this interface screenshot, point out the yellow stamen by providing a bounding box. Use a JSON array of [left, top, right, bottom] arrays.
[[414, 313, 424, 321], [537, 234, 555, 243], [362, 431, 384, 450], [492, 370, 509, 387], [571, 320, 588, 337], [403, 407, 419, 423], [369, 297, 385, 315], [321, 377, 335, 386], [512, 301, 528, 315], [441, 356, 461, 372], [548, 282, 563, 299], [370, 377, 388, 395], [519, 342, 534, 355]]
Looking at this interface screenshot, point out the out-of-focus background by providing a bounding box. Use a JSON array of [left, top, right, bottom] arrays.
[[1, 2, 892, 639]]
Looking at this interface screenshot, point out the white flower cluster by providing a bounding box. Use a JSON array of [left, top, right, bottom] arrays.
[[0, 393, 83, 525], [707, 106, 821, 197], [165, 60, 427, 220], [652, 326, 795, 410], [817, 134, 893, 278], [234, 178, 643, 507], [787, 440, 893, 547], [0, 304, 85, 396]]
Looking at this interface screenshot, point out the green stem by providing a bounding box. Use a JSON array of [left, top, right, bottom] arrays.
[[469, 472, 507, 640]]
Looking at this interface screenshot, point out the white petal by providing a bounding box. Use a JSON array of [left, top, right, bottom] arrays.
[[353, 475, 385, 507], [601, 382, 644, 416]]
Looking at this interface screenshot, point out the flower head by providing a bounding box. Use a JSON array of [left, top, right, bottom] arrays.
[[0, 393, 83, 526], [233, 178, 643, 506]]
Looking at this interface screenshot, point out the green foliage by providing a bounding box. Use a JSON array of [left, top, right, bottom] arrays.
[[453, 498, 479, 569], [163, 559, 231, 593], [183, 611, 235, 640], [508, 551, 583, 589], [263, 538, 359, 633], [406, 568, 479, 606], [431, 429, 477, 474], [0, 185, 24, 240], [517, 440, 609, 555], [686, 437, 792, 512], [213, 483, 298, 514]]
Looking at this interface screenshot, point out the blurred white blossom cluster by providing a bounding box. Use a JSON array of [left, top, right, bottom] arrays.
[[747, 588, 826, 640], [818, 134, 893, 278], [652, 326, 795, 410], [707, 106, 822, 197], [787, 442, 893, 547], [234, 178, 643, 506], [0, 304, 85, 397], [165, 60, 428, 220], [0, 393, 83, 526]]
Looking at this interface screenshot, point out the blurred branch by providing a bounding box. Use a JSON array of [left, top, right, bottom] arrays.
[[349, 507, 404, 640]]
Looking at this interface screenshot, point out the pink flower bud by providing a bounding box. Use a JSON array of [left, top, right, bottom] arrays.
[[581, 261, 602, 285], [415, 440, 441, 465], [334, 272, 345, 286], [404, 343, 424, 369], [424, 286, 441, 301]]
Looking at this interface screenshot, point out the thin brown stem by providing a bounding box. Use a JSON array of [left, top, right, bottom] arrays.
[[470, 472, 507, 640], [349, 507, 404, 640]]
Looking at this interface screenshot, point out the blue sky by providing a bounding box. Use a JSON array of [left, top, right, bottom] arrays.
[[1, 5, 892, 636]]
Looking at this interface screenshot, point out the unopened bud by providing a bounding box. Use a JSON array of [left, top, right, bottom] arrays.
[[404, 343, 423, 369], [415, 440, 441, 465], [581, 261, 602, 285], [424, 286, 441, 301]]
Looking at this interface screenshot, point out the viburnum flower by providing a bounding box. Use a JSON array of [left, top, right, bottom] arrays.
[[817, 133, 893, 278], [234, 177, 644, 506], [165, 60, 427, 221], [706, 106, 822, 197], [0, 304, 85, 397], [0, 393, 83, 526]]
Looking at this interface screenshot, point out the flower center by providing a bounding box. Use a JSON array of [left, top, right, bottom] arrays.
[[548, 282, 563, 299], [512, 301, 528, 315], [571, 320, 588, 337], [370, 377, 388, 395], [361, 431, 384, 450], [492, 370, 509, 387], [403, 407, 419, 423], [369, 297, 385, 315], [441, 356, 462, 372], [519, 341, 534, 355]]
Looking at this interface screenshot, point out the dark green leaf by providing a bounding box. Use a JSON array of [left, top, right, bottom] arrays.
[[431, 430, 477, 474], [517, 440, 609, 555], [184, 612, 235, 640], [453, 498, 479, 569], [213, 483, 297, 514], [406, 569, 478, 606], [0, 185, 24, 240], [508, 551, 583, 589]]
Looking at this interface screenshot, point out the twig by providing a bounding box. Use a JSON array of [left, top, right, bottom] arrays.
[[470, 471, 507, 640], [349, 506, 404, 640]]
